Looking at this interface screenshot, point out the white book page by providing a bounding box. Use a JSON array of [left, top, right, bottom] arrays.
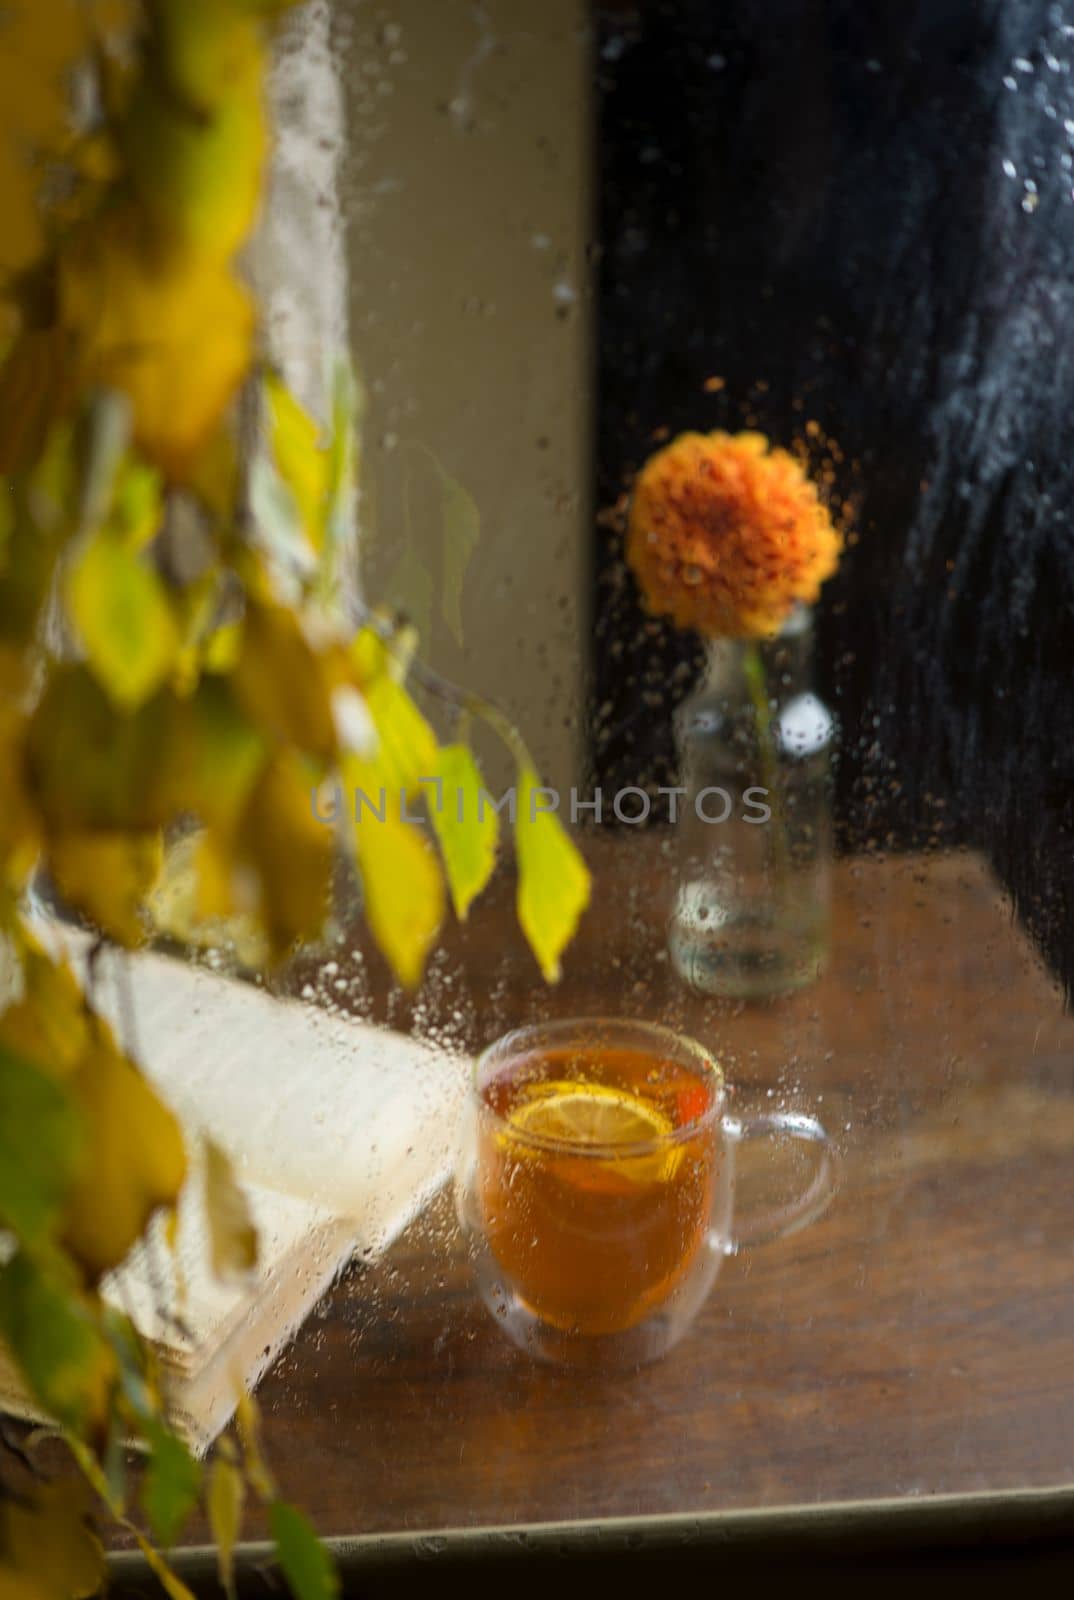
[[101, 1166, 332, 1362], [34, 923, 468, 1242]]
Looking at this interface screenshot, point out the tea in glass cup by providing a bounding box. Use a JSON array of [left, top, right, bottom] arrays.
[[455, 1018, 835, 1366]]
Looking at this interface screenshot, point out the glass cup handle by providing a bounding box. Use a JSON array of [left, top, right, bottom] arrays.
[[721, 1110, 837, 1251]]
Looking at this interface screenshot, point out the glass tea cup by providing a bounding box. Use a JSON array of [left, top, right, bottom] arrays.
[[454, 1017, 836, 1366]]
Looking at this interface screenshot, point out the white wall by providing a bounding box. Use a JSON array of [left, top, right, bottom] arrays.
[[335, 0, 591, 792]]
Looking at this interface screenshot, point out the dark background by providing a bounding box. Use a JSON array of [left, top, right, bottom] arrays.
[[591, 0, 1074, 998]]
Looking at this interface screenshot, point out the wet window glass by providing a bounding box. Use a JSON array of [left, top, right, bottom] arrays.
[[2, 0, 1072, 1577]]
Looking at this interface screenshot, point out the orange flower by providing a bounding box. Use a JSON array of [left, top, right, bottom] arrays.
[[626, 430, 841, 639]]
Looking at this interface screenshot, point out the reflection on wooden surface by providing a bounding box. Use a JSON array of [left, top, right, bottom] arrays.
[[115, 838, 1074, 1542]]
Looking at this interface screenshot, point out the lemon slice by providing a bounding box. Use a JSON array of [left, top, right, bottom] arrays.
[[506, 1081, 680, 1184]]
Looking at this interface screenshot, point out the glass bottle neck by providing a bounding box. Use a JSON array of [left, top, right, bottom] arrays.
[[700, 605, 815, 707]]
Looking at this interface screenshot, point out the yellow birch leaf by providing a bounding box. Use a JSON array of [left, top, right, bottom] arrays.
[[204, 1137, 257, 1278], [124, 5, 266, 263], [361, 674, 439, 801], [235, 1388, 275, 1502], [238, 752, 335, 961], [0, 701, 40, 877], [60, 1018, 187, 1282], [171, 569, 225, 695], [27, 666, 167, 833], [0, 448, 71, 652], [0, 481, 11, 562], [28, 668, 265, 838], [109, 457, 163, 552], [0, 943, 89, 1079], [203, 619, 243, 675], [68, 1435, 197, 1600], [0, 1, 106, 287], [344, 786, 444, 990], [0, 328, 77, 475], [145, 829, 268, 970], [59, 210, 254, 477], [124, 1535, 197, 1600], [65, 531, 179, 710], [232, 602, 339, 763], [161, 678, 268, 831], [265, 372, 327, 550], [347, 630, 439, 800], [429, 743, 497, 920], [515, 765, 591, 983], [186, 425, 239, 524], [0, 1478, 104, 1600], [207, 1442, 244, 1600], [46, 830, 162, 947], [350, 621, 416, 688]]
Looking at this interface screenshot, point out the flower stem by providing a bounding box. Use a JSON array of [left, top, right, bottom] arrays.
[[741, 640, 790, 887]]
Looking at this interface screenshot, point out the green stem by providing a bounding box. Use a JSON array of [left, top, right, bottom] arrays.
[[354, 603, 536, 773], [741, 640, 790, 889]]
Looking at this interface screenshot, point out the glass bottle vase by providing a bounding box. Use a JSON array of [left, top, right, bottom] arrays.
[[668, 606, 834, 998]]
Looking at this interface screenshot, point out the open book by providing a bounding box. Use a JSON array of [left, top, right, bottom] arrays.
[[0, 929, 467, 1453]]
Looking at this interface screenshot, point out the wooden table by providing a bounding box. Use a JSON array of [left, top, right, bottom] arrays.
[[116, 837, 1074, 1548]]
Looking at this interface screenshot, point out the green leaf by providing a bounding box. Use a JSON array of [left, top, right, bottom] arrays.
[[319, 359, 361, 603], [515, 766, 591, 983], [438, 467, 479, 647], [429, 743, 497, 920], [268, 1502, 339, 1600], [65, 529, 179, 711], [102, 1303, 157, 1433], [0, 1044, 83, 1246], [141, 1423, 202, 1548], [0, 1253, 114, 1432]]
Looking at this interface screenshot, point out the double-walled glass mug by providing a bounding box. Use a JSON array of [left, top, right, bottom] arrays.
[[454, 1018, 836, 1367]]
